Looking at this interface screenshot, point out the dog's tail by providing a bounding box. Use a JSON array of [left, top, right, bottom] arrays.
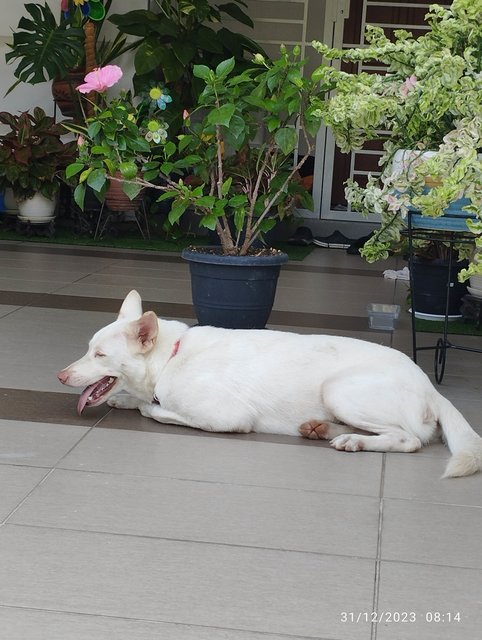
[[434, 393, 482, 478]]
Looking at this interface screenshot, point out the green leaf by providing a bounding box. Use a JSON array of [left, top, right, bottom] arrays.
[[87, 168, 107, 193], [207, 104, 236, 127], [215, 57, 235, 79], [135, 39, 184, 81], [160, 162, 174, 175], [143, 169, 160, 181], [229, 194, 248, 208], [66, 163, 84, 179], [178, 134, 193, 152], [87, 121, 102, 138], [168, 203, 188, 225], [195, 195, 216, 208], [119, 161, 138, 180], [193, 64, 211, 81], [73, 183, 86, 210], [79, 167, 93, 184], [5, 3, 85, 86], [171, 40, 197, 66], [274, 127, 298, 155], [221, 176, 232, 196], [164, 141, 177, 159], [199, 214, 219, 230], [122, 181, 143, 200], [234, 208, 246, 231], [156, 191, 176, 203], [218, 3, 254, 28]]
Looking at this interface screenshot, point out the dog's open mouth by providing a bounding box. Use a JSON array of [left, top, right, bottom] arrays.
[[78, 376, 117, 414]]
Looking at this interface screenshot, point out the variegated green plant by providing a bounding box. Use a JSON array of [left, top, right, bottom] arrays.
[[312, 0, 482, 279]]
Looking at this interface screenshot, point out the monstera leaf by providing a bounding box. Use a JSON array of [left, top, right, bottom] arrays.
[[5, 3, 85, 91]]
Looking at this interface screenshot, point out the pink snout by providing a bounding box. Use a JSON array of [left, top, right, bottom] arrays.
[[57, 369, 70, 385]]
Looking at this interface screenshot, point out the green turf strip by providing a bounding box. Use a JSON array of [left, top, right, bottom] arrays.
[[0, 225, 314, 261], [415, 318, 482, 336]]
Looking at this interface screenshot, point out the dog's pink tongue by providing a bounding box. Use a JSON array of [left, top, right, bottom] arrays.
[[77, 382, 99, 415]]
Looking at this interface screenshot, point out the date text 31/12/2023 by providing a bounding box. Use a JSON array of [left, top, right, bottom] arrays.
[[340, 611, 462, 624]]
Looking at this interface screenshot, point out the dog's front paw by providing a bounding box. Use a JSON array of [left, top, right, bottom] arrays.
[[330, 434, 365, 452], [107, 395, 140, 410]]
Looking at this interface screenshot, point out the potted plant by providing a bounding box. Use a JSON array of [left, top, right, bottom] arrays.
[[5, 2, 133, 117], [311, 0, 482, 291], [0, 108, 76, 225], [67, 49, 328, 327], [108, 0, 266, 134], [64, 65, 170, 213]]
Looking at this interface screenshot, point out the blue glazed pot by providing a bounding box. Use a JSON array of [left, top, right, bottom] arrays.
[[182, 248, 289, 329]]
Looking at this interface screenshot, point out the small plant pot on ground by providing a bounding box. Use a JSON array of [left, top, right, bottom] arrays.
[[17, 193, 56, 223], [182, 247, 289, 329]]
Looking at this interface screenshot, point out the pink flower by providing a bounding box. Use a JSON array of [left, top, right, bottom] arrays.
[[77, 135, 85, 147], [182, 109, 190, 120], [77, 65, 123, 94], [400, 75, 417, 97]]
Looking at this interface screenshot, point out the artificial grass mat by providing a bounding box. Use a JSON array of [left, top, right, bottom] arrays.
[[415, 318, 482, 336], [0, 224, 314, 261]]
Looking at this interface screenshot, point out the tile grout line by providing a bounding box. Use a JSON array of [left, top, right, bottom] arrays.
[[4, 521, 378, 563], [0, 603, 331, 640], [371, 453, 386, 640], [1, 467, 55, 527]]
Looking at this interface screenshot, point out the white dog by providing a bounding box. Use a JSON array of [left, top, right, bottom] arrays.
[[58, 290, 482, 478]]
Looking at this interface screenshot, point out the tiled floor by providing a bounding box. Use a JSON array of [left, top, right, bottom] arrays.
[[0, 238, 481, 640]]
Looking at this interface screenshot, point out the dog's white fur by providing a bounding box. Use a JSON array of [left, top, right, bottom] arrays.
[[58, 290, 482, 478]]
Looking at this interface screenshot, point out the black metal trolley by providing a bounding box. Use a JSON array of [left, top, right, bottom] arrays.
[[407, 208, 482, 384]]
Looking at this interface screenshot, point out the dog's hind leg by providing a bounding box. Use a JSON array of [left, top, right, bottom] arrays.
[[330, 431, 421, 453]]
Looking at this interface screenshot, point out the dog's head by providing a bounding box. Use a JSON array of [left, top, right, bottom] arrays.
[[58, 290, 158, 414]]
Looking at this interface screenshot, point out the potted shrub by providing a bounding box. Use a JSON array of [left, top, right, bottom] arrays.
[[311, 0, 482, 293], [64, 65, 170, 212], [67, 49, 328, 327], [108, 0, 266, 134], [5, 2, 133, 117], [0, 108, 76, 225]]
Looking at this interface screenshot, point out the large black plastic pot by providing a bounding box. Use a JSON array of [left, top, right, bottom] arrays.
[[181, 248, 289, 329], [411, 256, 468, 316]]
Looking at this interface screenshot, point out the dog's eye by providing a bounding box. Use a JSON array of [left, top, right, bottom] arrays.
[[95, 352, 106, 358]]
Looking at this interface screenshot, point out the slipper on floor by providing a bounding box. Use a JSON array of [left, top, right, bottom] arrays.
[[287, 226, 313, 246]]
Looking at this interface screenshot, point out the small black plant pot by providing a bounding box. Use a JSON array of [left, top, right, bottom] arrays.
[[181, 248, 289, 329], [411, 256, 468, 316]]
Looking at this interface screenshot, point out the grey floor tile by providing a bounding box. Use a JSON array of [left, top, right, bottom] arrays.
[[377, 561, 482, 639], [0, 304, 21, 318], [384, 454, 482, 506], [381, 499, 482, 569], [11, 468, 380, 557], [60, 428, 384, 496], [0, 465, 48, 521], [0, 606, 318, 640], [0, 420, 89, 467], [0, 524, 374, 639]]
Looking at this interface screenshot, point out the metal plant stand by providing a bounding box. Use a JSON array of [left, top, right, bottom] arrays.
[[407, 209, 482, 383]]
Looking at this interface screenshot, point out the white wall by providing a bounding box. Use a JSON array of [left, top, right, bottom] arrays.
[[0, 0, 147, 118]]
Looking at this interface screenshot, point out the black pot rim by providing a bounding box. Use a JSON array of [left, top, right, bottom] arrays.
[[181, 246, 289, 267]]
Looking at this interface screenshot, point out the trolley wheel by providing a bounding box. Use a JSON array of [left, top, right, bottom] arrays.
[[434, 337, 447, 384]]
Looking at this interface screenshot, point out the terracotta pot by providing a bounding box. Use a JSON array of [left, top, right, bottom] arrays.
[[105, 173, 144, 211], [51, 71, 86, 117]]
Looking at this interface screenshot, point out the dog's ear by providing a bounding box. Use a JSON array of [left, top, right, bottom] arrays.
[[118, 290, 143, 320], [132, 311, 158, 352]]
